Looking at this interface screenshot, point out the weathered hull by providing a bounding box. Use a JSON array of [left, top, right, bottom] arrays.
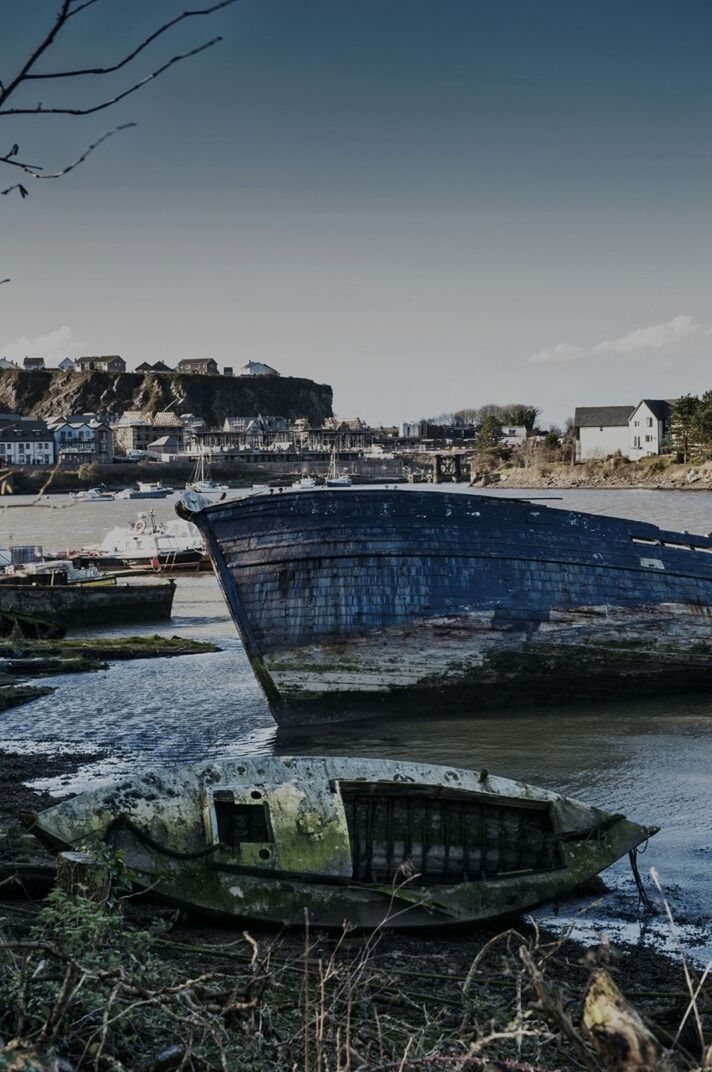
[[32, 756, 655, 930], [0, 580, 175, 627], [178, 489, 712, 725]]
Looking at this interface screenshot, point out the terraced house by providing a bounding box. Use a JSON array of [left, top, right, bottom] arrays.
[[47, 414, 114, 465], [0, 414, 55, 466]]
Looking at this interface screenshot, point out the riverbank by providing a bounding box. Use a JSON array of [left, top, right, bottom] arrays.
[[0, 748, 708, 1072], [473, 454, 712, 490]]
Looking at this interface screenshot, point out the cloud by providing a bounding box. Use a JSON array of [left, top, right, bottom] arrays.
[[529, 315, 700, 364], [1, 325, 83, 364]]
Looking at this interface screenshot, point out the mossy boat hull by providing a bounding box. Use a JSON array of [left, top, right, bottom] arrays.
[[32, 756, 655, 930]]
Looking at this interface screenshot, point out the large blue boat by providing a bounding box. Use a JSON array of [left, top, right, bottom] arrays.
[[178, 488, 712, 726]]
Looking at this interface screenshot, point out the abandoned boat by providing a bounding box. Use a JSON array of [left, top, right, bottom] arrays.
[[0, 560, 175, 627], [30, 756, 656, 929], [178, 487, 712, 726]]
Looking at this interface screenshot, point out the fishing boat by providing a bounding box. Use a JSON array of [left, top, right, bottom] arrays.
[[186, 451, 229, 502], [324, 447, 352, 487], [88, 512, 204, 572], [292, 474, 318, 489], [116, 482, 173, 500], [178, 487, 712, 726], [71, 486, 114, 502], [30, 756, 656, 929], [0, 560, 176, 626]]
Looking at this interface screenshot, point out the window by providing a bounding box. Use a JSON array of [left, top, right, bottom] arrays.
[[647, 417, 653, 427], [645, 435, 652, 443], [634, 420, 639, 427]]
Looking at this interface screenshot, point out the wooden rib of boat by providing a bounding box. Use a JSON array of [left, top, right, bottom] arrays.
[[30, 756, 656, 930]]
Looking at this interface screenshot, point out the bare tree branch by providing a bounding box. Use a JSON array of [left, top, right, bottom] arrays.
[[25, 0, 239, 80], [1, 122, 136, 196], [0, 37, 223, 117], [0, 2, 73, 110]]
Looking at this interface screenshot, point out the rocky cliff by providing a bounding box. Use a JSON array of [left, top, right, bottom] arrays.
[[0, 369, 333, 425]]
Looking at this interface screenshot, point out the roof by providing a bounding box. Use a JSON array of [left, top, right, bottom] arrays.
[[147, 435, 180, 449], [239, 360, 280, 375], [633, 399, 673, 421], [573, 405, 635, 428]]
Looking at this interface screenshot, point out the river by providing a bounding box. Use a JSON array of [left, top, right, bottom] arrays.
[[1, 487, 711, 960]]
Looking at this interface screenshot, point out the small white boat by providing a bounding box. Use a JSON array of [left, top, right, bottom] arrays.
[[325, 446, 352, 487], [71, 486, 114, 502], [292, 475, 318, 489], [90, 511, 205, 571]]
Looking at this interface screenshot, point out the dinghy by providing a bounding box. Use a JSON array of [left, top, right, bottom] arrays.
[[30, 756, 656, 930]]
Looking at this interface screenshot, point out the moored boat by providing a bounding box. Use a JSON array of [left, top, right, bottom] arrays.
[[0, 561, 176, 626], [117, 482, 173, 500], [324, 446, 353, 487], [75, 512, 206, 573], [178, 487, 712, 726], [29, 755, 656, 930], [72, 486, 114, 502]]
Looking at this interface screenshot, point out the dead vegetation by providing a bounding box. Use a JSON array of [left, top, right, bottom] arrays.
[[1, 859, 711, 1072]]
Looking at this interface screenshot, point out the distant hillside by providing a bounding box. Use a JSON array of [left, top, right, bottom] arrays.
[[0, 370, 333, 425]]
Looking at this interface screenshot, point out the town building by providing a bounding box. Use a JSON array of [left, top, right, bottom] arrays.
[[0, 358, 19, 370], [47, 414, 114, 465], [400, 421, 424, 440], [223, 367, 234, 377], [0, 415, 55, 466], [145, 435, 182, 462], [23, 357, 45, 371], [238, 361, 280, 377], [176, 358, 219, 375], [57, 357, 75, 372], [112, 410, 183, 455], [76, 355, 127, 374]]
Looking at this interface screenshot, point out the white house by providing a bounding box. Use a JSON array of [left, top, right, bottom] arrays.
[[0, 358, 19, 370], [58, 357, 75, 372], [0, 416, 55, 466], [574, 406, 634, 460], [628, 400, 673, 460], [238, 361, 280, 377], [500, 425, 528, 447]]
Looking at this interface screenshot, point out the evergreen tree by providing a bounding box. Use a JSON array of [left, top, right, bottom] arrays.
[[669, 395, 700, 462]]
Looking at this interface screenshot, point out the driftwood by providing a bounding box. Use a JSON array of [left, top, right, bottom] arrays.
[[582, 969, 676, 1072]]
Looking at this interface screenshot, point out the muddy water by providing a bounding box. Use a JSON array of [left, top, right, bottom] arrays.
[[2, 488, 712, 959]]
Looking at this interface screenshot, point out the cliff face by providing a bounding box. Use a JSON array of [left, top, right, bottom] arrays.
[[0, 370, 333, 425]]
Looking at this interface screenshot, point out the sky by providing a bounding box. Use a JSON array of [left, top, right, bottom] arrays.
[[1, 0, 712, 427]]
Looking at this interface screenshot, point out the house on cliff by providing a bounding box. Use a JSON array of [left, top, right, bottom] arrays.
[[23, 357, 45, 371], [76, 355, 127, 374], [238, 361, 280, 377], [176, 358, 218, 375]]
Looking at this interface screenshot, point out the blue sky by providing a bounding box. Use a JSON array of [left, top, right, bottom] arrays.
[[2, 0, 712, 424]]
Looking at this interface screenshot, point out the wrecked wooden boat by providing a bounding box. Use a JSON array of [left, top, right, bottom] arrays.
[[0, 565, 176, 627], [0, 607, 65, 640], [30, 756, 656, 929], [178, 487, 712, 725]]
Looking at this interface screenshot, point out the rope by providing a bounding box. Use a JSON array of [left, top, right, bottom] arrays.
[[629, 847, 657, 914], [104, 814, 221, 861]]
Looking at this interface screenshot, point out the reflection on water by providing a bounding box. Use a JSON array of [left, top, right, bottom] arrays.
[[2, 489, 712, 957]]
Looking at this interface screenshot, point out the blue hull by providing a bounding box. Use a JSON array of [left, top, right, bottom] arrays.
[[180, 489, 712, 725]]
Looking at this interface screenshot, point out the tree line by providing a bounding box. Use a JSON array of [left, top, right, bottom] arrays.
[[669, 394, 712, 461]]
